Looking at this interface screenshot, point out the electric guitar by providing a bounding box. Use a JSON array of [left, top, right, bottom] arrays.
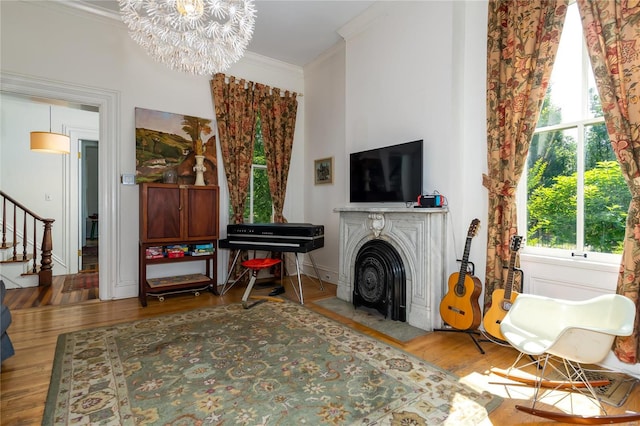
[[439, 219, 482, 330], [483, 235, 523, 341]]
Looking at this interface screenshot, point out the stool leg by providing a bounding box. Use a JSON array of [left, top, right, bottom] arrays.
[[241, 271, 259, 309]]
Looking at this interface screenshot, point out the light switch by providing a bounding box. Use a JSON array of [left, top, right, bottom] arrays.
[[121, 174, 136, 185]]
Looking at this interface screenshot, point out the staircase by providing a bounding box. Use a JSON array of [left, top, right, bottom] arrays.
[[0, 191, 54, 289]]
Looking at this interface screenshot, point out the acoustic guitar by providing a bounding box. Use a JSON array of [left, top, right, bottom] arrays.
[[439, 219, 482, 331], [483, 235, 523, 341]]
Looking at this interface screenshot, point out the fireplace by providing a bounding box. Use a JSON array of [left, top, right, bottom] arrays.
[[353, 239, 406, 321], [335, 207, 447, 331]]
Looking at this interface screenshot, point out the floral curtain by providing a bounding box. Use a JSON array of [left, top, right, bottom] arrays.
[[483, 0, 568, 309], [257, 84, 298, 224], [210, 73, 259, 277], [577, 0, 640, 364], [211, 73, 258, 224]]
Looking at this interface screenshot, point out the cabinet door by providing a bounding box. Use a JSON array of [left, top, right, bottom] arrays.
[[141, 184, 182, 242], [184, 186, 219, 240]]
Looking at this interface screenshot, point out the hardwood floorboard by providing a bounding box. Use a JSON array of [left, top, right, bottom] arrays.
[[1, 275, 639, 425]]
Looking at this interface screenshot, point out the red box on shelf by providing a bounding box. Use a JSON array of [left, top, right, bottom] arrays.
[[166, 249, 185, 258], [146, 246, 164, 259]]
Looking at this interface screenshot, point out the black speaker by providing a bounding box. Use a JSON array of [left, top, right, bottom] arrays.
[[418, 194, 442, 207]]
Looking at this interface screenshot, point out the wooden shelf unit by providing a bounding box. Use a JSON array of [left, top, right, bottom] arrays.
[[138, 183, 220, 307]]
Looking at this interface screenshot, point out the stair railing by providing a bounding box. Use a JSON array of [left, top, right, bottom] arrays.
[[1, 190, 55, 286]]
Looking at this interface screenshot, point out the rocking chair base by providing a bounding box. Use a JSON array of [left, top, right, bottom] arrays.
[[515, 405, 640, 424], [490, 367, 611, 389]]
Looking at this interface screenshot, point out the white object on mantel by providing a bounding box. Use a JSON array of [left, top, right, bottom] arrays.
[[193, 155, 206, 186], [335, 207, 448, 331]]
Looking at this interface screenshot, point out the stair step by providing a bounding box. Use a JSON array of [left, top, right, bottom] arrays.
[[1, 254, 33, 263], [0, 242, 16, 249]]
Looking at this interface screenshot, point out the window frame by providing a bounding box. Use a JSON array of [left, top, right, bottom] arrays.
[[517, 117, 622, 265], [517, 2, 623, 266]]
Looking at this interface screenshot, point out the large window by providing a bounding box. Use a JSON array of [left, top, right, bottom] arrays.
[[230, 116, 273, 223], [520, 2, 629, 261]]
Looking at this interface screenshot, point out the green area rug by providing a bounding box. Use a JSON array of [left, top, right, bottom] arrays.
[[43, 301, 501, 425]]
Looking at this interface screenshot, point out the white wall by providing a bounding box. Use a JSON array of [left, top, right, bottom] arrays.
[[0, 1, 305, 298], [303, 44, 347, 283], [304, 2, 491, 292]]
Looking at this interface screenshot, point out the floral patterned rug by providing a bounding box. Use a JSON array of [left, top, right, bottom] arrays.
[[43, 301, 501, 425]]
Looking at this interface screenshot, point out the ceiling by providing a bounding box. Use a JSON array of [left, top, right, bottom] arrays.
[[70, 1, 376, 67]]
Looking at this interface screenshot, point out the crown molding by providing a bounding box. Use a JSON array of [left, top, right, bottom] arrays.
[[338, 2, 389, 41], [240, 51, 304, 77]]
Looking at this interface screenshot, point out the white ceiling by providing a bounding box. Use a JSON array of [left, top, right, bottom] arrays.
[[69, 0, 376, 67]]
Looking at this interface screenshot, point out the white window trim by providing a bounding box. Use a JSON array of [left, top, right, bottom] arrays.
[[246, 163, 269, 224]]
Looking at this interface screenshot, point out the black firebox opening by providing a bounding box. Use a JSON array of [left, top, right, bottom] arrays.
[[353, 239, 406, 321]]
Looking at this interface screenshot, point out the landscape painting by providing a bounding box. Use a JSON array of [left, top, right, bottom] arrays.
[[135, 107, 218, 185]]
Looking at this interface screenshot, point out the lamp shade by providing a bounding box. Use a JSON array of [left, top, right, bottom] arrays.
[[30, 131, 70, 154]]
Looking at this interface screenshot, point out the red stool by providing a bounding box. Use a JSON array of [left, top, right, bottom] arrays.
[[240, 258, 282, 308]]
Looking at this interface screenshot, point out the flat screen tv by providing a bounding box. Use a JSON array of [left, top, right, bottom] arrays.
[[350, 140, 423, 203]]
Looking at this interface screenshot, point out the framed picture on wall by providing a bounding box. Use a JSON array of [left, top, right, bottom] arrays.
[[134, 107, 218, 185], [314, 157, 333, 185]]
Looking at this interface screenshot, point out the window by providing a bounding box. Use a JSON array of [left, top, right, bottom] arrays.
[[519, 2, 630, 261], [230, 115, 273, 223]]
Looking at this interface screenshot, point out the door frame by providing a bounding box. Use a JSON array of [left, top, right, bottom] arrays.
[[73, 134, 99, 273], [1, 71, 119, 300]]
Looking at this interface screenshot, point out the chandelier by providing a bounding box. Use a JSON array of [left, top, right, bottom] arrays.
[[119, 0, 256, 75]]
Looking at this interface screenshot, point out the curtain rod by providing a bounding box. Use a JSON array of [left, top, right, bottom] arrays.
[[219, 74, 303, 97]]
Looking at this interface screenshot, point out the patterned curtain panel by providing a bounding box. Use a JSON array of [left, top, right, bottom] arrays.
[[577, 0, 640, 364], [257, 84, 298, 224], [483, 0, 567, 309], [210, 73, 259, 278], [210, 73, 258, 224]]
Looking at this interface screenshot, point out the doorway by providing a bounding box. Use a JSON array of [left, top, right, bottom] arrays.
[[80, 139, 99, 272], [2, 71, 118, 301]]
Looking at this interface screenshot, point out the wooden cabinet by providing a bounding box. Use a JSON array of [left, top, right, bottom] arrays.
[[140, 183, 219, 242], [139, 183, 219, 306]]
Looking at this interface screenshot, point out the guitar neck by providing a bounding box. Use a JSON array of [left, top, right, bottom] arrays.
[[504, 253, 517, 299], [457, 236, 473, 286]]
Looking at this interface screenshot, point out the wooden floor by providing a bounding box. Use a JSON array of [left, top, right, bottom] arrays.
[[1, 275, 639, 425], [3, 273, 99, 309]]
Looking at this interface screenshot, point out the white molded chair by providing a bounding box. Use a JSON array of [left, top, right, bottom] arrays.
[[498, 293, 638, 422]]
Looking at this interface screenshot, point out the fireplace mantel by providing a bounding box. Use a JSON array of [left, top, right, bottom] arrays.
[[334, 207, 447, 331]]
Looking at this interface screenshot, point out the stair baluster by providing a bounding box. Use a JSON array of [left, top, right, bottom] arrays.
[[0, 191, 55, 286], [22, 210, 27, 262], [1, 197, 6, 248]]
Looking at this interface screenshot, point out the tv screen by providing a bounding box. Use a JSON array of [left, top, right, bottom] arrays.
[[350, 140, 423, 203]]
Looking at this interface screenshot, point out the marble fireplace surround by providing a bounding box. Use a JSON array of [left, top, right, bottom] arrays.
[[335, 207, 448, 331]]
